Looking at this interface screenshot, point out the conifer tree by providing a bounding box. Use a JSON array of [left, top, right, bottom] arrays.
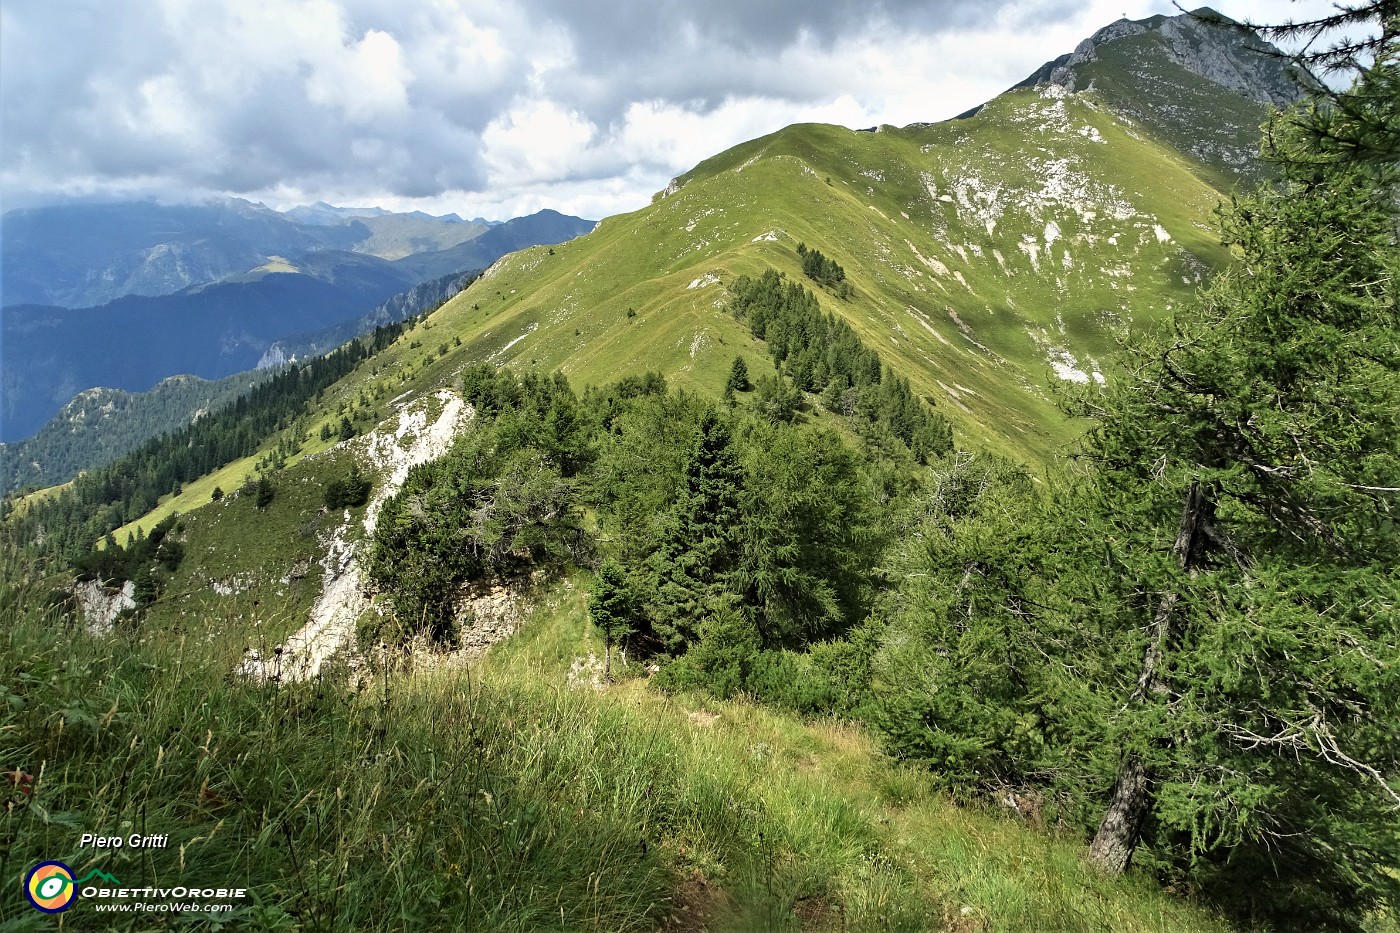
[[1074, 46, 1400, 924], [725, 356, 750, 393], [590, 559, 637, 679], [642, 409, 745, 654], [1221, 0, 1398, 174]]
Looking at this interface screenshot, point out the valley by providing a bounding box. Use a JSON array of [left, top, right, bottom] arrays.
[[4, 5, 1397, 932], [0, 206, 594, 444]]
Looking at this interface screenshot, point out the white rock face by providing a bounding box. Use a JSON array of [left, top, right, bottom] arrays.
[[240, 390, 471, 683], [567, 654, 606, 691], [75, 579, 137, 634], [1156, 15, 1301, 107]]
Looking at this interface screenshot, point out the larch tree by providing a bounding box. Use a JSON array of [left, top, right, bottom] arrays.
[[1076, 17, 1400, 926]]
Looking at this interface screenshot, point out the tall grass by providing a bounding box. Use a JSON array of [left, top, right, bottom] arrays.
[[3, 554, 1238, 931]]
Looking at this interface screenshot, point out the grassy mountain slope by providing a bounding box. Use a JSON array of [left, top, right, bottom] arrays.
[[86, 58, 1259, 540], [7, 13, 1375, 932], [13, 459, 1242, 931], [374, 9, 1293, 466], [413, 83, 1227, 464], [6, 570, 1239, 932]]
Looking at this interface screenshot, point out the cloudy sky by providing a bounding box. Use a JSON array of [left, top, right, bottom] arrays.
[[0, 0, 1352, 221]]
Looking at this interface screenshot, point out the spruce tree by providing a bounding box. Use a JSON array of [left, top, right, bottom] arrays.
[[725, 356, 751, 393], [590, 559, 637, 679], [870, 455, 1059, 786], [643, 409, 745, 654]]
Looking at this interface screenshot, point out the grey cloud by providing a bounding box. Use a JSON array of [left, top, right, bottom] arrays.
[[518, 0, 1026, 125], [524, 0, 995, 57], [1, 0, 1029, 208], [1, 0, 516, 203]]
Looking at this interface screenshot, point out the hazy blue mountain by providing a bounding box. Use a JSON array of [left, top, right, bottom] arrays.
[[0, 267, 476, 492], [281, 201, 395, 225], [1, 198, 363, 308], [1, 197, 533, 308], [392, 210, 597, 281], [255, 268, 478, 370], [1, 209, 592, 442], [282, 203, 491, 259], [1, 269, 407, 442]]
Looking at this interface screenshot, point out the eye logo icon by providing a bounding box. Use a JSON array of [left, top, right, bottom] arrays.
[[25, 861, 76, 913]]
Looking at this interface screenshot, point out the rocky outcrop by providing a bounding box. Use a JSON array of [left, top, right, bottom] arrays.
[[1015, 8, 1305, 108], [456, 577, 529, 659], [240, 390, 472, 683], [1004, 7, 1308, 185], [74, 579, 136, 634], [1154, 13, 1304, 107], [350, 575, 534, 684]]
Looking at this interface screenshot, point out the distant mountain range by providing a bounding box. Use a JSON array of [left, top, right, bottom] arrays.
[[2, 6, 1302, 469], [3, 197, 499, 308], [1, 206, 594, 442], [2, 267, 479, 493], [1, 371, 270, 494]]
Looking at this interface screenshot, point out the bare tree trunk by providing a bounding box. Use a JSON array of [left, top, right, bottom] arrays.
[[1088, 752, 1150, 873], [1089, 481, 1210, 873]]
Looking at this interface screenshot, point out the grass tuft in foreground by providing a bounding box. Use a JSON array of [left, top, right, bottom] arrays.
[[4, 558, 1235, 931]]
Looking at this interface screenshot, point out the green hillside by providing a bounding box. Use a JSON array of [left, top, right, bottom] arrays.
[[13, 9, 1396, 932], [4, 571, 1240, 932], [408, 85, 1228, 466], [13, 12, 1278, 536]]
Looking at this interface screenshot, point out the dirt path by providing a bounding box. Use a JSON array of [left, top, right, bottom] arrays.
[[240, 390, 470, 682]]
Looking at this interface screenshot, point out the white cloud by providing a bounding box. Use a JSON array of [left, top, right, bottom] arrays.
[[482, 100, 599, 185], [0, 0, 1363, 220], [304, 29, 412, 121]]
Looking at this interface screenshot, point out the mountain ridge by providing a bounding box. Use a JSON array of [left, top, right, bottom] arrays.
[[0, 371, 271, 493], [1015, 7, 1302, 104], [7, 11, 1391, 932], [1007, 6, 1306, 185], [9, 9, 1295, 507], [3, 198, 529, 308], [1, 210, 594, 442]]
